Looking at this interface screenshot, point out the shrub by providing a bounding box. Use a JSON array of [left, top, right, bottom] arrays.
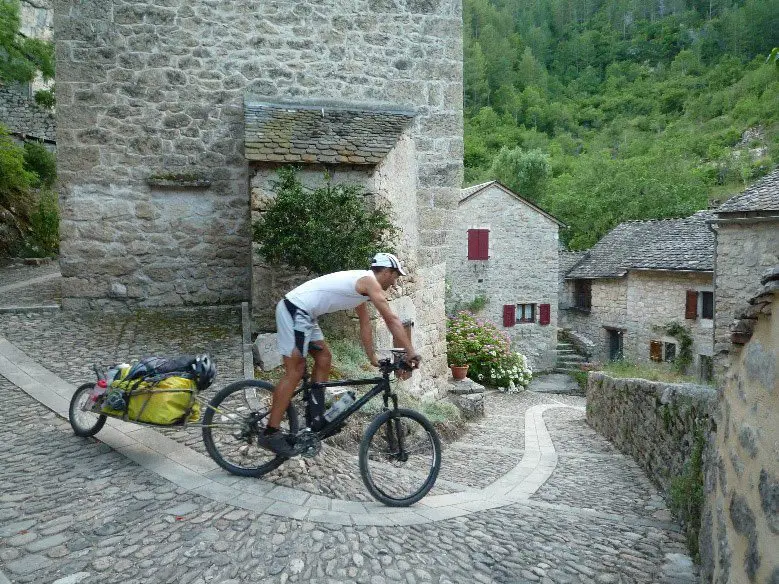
[[23, 141, 56, 188], [446, 311, 532, 390], [253, 167, 398, 275]]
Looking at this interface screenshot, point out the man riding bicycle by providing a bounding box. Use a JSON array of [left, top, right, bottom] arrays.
[[259, 252, 422, 456]]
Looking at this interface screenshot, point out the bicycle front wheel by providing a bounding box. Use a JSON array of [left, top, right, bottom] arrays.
[[69, 382, 107, 437], [358, 408, 441, 507], [202, 380, 299, 477]]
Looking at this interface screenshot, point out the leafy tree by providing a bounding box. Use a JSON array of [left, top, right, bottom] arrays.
[[0, 0, 54, 84], [253, 167, 398, 275], [490, 146, 551, 201]]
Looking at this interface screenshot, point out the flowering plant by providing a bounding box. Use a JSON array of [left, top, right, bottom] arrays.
[[446, 312, 532, 389]]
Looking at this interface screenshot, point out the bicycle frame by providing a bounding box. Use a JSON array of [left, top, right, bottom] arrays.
[[294, 374, 396, 439]]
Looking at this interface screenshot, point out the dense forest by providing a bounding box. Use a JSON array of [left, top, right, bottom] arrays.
[[463, 0, 779, 248]]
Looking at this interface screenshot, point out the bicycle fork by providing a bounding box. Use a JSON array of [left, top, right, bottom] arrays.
[[382, 394, 408, 462]]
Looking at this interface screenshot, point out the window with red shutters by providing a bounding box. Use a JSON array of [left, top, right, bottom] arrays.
[[539, 303, 551, 325], [502, 304, 515, 327], [467, 229, 489, 260], [685, 290, 699, 320]]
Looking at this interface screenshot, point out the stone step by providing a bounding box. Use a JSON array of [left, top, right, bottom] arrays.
[[556, 342, 575, 350], [557, 357, 588, 365], [556, 349, 579, 356]]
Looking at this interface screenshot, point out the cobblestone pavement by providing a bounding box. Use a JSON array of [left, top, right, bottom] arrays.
[[0, 261, 61, 309], [0, 268, 698, 583]]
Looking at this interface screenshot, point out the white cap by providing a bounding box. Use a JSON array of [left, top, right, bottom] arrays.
[[371, 252, 407, 276]]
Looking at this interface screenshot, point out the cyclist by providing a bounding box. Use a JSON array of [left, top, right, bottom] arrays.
[[259, 252, 422, 456]]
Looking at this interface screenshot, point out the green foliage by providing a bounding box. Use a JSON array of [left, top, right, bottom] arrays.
[[464, 294, 487, 313], [0, 1, 54, 84], [489, 146, 551, 201], [668, 427, 705, 563], [464, 0, 779, 248], [18, 189, 58, 257], [572, 370, 589, 391], [602, 360, 700, 384], [446, 312, 532, 389], [253, 167, 398, 275], [23, 141, 56, 188], [663, 321, 694, 373], [33, 87, 55, 109]]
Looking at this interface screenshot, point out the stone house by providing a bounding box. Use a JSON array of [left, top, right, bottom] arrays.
[[709, 168, 779, 369], [561, 212, 715, 380], [54, 1, 463, 395], [446, 181, 564, 372]]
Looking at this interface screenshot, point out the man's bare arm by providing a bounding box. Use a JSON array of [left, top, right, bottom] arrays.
[[355, 303, 378, 366], [357, 276, 416, 357]]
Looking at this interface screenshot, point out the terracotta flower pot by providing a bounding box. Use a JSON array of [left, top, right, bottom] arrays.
[[450, 365, 469, 381]]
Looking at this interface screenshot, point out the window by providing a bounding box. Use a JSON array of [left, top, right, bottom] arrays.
[[650, 340, 663, 362], [699, 355, 713, 383], [539, 303, 551, 326], [467, 229, 489, 260], [574, 279, 591, 311], [517, 303, 536, 323], [664, 342, 677, 362], [700, 291, 714, 320]]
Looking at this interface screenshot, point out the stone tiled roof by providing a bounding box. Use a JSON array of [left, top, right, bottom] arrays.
[[244, 101, 415, 165], [566, 211, 714, 279], [459, 181, 566, 226], [716, 169, 779, 214]]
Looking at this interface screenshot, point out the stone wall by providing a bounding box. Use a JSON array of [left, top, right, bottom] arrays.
[[624, 271, 714, 374], [446, 185, 560, 371], [713, 221, 779, 367], [699, 271, 778, 584], [561, 278, 627, 362], [55, 0, 461, 388], [586, 372, 716, 493], [0, 84, 55, 141]]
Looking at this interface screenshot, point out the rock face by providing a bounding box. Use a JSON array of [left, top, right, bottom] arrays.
[[54, 0, 463, 392]]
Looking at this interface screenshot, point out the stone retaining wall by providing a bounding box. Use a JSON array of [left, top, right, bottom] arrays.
[[586, 372, 716, 493]]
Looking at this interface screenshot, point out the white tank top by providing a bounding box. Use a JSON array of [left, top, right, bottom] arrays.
[[285, 270, 374, 318]]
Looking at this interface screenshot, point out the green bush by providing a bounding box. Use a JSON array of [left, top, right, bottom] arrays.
[[253, 167, 397, 275], [33, 88, 55, 110], [446, 311, 532, 390], [23, 141, 56, 188], [27, 190, 59, 256], [668, 428, 705, 562]]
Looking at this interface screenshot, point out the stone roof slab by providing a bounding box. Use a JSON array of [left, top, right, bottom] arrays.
[[244, 100, 416, 165]]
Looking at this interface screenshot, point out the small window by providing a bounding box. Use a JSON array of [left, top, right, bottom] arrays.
[[650, 340, 663, 362], [517, 303, 536, 323], [574, 280, 591, 311], [467, 229, 489, 260], [700, 291, 714, 320], [664, 342, 677, 362]]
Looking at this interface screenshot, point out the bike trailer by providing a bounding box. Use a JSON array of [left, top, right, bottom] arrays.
[[100, 355, 215, 425]]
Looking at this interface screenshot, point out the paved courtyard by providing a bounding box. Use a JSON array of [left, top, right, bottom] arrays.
[[0, 265, 697, 583]]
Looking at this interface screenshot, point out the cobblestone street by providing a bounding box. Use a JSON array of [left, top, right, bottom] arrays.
[[0, 267, 698, 583]]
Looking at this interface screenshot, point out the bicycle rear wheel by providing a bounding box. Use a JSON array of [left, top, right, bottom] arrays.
[[358, 408, 441, 506], [202, 380, 299, 477], [69, 382, 107, 437]]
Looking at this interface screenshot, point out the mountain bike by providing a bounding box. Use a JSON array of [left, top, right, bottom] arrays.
[[201, 350, 442, 507]]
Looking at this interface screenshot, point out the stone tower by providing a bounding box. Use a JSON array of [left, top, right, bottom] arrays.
[[54, 1, 463, 393]]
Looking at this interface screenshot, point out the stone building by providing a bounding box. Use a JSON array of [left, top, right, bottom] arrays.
[[699, 267, 778, 584], [446, 181, 564, 372], [0, 0, 54, 142], [561, 212, 715, 380], [710, 169, 779, 370], [54, 1, 463, 394]]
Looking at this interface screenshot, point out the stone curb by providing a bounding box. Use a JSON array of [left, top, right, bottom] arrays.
[[0, 272, 61, 294], [241, 301, 254, 380], [0, 304, 61, 314], [0, 335, 582, 526], [0, 568, 10, 584]]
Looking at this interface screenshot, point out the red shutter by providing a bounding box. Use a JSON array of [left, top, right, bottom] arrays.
[[650, 340, 662, 362], [468, 229, 489, 260], [539, 303, 551, 325], [503, 304, 515, 327], [467, 230, 478, 260], [479, 230, 489, 259], [685, 290, 698, 320]]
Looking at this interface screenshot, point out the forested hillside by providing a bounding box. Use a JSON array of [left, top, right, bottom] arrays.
[[463, 0, 779, 248]]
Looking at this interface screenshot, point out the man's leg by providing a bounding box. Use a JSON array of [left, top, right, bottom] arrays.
[[267, 351, 305, 429], [309, 335, 331, 383]]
